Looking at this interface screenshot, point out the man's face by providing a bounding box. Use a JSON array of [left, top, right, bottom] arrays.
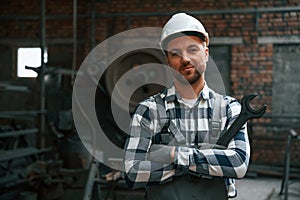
[[166, 35, 209, 85]]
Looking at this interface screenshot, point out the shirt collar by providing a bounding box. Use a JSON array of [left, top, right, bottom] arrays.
[[201, 83, 210, 100], [164, 81, 211, 103]]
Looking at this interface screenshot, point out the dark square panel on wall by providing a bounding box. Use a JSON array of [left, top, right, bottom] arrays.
[[273, 44, 300, 124], [207, 45, 231, 95]]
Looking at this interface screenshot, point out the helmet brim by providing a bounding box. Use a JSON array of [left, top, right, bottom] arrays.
[[160, 31, 208, 51]]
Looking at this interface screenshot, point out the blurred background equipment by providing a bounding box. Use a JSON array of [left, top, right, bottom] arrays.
[[0, 1, 300, 199]]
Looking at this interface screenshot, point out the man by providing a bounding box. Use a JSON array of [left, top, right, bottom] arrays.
[[124, 13, 250, 199]]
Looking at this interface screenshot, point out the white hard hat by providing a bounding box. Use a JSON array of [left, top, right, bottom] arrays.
[[160, 13, 209, 49]]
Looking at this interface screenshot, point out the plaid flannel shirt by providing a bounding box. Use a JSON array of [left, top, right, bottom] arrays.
[[124, 84, 250, 189]]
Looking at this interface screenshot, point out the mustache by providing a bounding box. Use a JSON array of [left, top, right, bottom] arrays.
[[179, 63, 194, 69]]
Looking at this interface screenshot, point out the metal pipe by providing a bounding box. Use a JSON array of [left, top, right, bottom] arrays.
[[95, 6, 300, 17], [72, 0, 77, 85], [90, 0, 96, 49], [40, 0, 46, 149], [1, 6, 299, 20], [82, 159, 100, 200]]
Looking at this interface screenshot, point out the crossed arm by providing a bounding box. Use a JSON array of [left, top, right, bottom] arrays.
[[124, 101, 250, 189]]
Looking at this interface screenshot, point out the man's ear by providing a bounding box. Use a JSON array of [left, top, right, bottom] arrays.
[[205, 47, 209, 62]]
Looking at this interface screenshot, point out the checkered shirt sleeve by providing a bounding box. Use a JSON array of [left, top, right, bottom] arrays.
[[174, 99, 250, 178], [124, 98, 177, 189]]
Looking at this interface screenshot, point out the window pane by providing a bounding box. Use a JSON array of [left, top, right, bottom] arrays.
[[17, 47, 41, 77]]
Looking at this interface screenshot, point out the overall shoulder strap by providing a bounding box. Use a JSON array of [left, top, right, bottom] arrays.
[[210, 93, 225, 144], [154, 94, 186, 145], [154, 94, 169, 128]]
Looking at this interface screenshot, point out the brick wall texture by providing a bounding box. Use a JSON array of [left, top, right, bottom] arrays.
[[0, 0, 300, 168]]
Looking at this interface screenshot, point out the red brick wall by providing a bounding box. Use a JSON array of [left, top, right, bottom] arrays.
[[1, 0, 299, 167]]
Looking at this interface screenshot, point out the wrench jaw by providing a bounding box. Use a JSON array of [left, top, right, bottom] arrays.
[[216, 93, 266, 147], [241, 93, 267, 119], [253, 105, 267, 118]]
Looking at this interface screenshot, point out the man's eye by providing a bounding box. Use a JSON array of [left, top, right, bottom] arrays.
[[188, 48, 198, 53], [169, 52, 180, 57]]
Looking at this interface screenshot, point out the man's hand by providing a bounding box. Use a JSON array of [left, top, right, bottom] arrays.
[[148, 144, 175, 163]]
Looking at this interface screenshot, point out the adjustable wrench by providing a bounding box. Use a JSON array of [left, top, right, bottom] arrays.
[[216, 93, 266, 147]]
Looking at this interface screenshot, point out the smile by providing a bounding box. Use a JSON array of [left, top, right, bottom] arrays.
[[180, 65, 194, 72]]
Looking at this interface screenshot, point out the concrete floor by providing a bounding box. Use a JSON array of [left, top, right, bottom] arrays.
[[97, 175, 300, 200], [235, 176, 300, 200]]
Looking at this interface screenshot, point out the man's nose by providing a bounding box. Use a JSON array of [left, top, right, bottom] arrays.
[[181, 52, 191, 64]]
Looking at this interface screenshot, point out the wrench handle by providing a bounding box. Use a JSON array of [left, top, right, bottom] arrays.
[[216, 113, 248, 147]]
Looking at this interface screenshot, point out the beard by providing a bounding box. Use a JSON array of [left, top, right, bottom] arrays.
[[174, 68, 202, 85]]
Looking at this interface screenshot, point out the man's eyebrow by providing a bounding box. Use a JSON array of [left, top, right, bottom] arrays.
[[167, 43, 201, 52], [168, 44, 200, 51], [167, 48, 181, 52], [187, 44, 200, 49]]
